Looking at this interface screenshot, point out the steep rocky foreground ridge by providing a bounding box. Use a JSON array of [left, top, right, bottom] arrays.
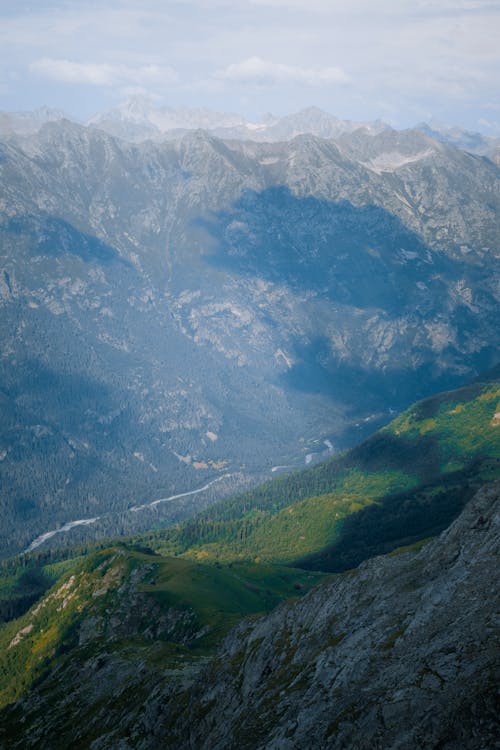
[[178, 481, 500, 750], [0, 482, 498, 748], [0, 115, 499, 557]]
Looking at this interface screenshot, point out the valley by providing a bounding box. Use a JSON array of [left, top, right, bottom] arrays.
[[0, 103, 498, 749], [24, 473, 235, 553], [124, 369, 500, 570], [0, 380, 497, 746], [2, 0, 499, 745], [0, 114, 499, 558]]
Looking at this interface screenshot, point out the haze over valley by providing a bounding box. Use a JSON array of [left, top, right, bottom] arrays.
[[1, 104, 499, 557], [1, 2, 499, 746]]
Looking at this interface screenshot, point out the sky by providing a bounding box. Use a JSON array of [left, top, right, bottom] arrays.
[[0, 0, 499, 133]]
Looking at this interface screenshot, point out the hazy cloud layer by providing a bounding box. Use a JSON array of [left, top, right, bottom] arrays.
[[216, 58, 350, 87], [0, 0, 499, 132], [30, 59, 178, 87]]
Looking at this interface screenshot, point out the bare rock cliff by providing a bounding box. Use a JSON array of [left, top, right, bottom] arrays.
[[173, 482, 499, 749]]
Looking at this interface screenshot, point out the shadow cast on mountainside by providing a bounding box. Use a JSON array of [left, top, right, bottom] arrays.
[[280, 338, 471, 415], [196, 186, 498, 414], [0, 358, 165, 556], [5, 214, 130, 266], [199, 186, 456, 307], [295, 462, 489, 574], [3, 358, 125, 434]]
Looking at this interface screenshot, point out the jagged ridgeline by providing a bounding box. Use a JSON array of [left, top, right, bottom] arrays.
[[1, 120, 499, 558], [136, 371, 500, 570]]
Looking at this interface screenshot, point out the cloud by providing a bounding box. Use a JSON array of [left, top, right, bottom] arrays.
[[1, 0, 497, 130], [216, 57, 350, 87], [29, 58, 178, 88], [477, 116, 500, 133]]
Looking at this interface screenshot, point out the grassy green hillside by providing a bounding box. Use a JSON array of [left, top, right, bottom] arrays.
[[137, 376, 500, 569], [0, 546, 323, 710], [0, 373, 498, 718]]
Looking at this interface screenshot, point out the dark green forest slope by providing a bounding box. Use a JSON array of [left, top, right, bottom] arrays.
[[137, 371, 500, 570], [0, 373, 498, 739]]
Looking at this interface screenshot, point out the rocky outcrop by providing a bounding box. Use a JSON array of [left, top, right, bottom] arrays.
[[173, 482, 500, 749], [0, 483, 498, 748]]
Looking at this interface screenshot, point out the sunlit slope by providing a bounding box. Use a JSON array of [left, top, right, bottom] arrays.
[[0, 547, 323, 712], [0, 374, 498, 738], [142, 375, 500, 568]]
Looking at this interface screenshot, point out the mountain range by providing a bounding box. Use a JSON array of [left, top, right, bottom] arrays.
[[0, 91, 499, 748], [0, 107, 499, 558], [86, 100, 390, 144], [2, 99, 500, 157]]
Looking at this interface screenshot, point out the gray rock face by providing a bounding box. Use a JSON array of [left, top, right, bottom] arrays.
[[0, 121, 499, 556], [174, 482, 500, 749], [1, 483, 497, 749], [0, 107, 68, 137], [415, 121, 500, 159]]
